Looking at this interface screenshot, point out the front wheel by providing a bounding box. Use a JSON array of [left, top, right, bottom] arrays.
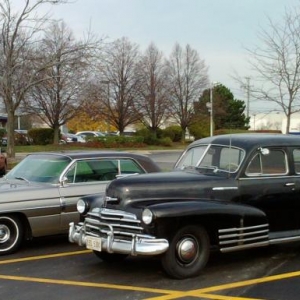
[[161, 225, 210, 279], [0, 216, 24, 255], [93, 251, 128, 263]]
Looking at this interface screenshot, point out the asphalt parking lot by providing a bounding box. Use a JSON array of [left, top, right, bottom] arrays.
[[1, 150, 300, 299], [1, 235, 300, 300]]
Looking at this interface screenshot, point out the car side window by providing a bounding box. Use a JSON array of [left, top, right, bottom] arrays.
[[66, 158, 145, 183], [119, 159, 145, 174], [293, 149, 300, 174], [176, 146, 208, 169], [66, 161, 96, 183], [219, 147, 243, 172], [246, 149, 287, 176]]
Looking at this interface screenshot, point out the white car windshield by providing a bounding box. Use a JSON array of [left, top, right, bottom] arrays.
[[175, 144, 245, 173], [5, 154, 71, 183]]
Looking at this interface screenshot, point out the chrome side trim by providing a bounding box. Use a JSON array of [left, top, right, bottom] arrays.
[[220, 235, 300, 253], [239, 175, 300, 181], [219, 224, 268, 233], [269, 235, 300, 245], [212, 187, 238, 191], [219, 223, 269, 252]]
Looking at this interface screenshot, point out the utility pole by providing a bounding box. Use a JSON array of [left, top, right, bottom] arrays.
[[245, 77, 250, 118]]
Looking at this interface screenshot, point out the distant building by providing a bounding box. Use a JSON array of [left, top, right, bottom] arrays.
[[249, 111, 300, 134]]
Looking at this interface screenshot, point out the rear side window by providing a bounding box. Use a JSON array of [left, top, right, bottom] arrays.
[[293, 149, 300, 174], [246, 149, 287, 176], [66, 158, 145, 183]]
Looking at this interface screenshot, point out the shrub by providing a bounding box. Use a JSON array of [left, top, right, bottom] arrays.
[[158, 137, 173, 146], [28, 128, 54, 145], [162, 125, 183, 142], [84, 135, 146, 148], [135, 128, 160, 145], [0, 128, 6, 140]]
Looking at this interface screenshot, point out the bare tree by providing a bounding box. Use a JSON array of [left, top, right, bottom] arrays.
[[244, 8, 300, 133], [98, 37, 141, 134], [0, 0, 68, 157], [25, 21, 101, 144], [135, 43, 170, 137], [166, 43, 209, 141]]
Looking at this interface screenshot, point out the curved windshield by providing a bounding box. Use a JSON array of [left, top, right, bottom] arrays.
[[175, 144, 245, 173], [5, 154, 72, 183]]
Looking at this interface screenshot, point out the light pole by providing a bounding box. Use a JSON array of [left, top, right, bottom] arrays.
[[210, 85, 213, 136], [206, 83, 214, 136]]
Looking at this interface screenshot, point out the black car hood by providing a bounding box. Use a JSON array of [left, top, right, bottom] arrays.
[[106, 170, 237, 204]]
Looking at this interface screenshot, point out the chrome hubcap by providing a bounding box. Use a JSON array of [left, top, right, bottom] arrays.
[[0, 225, 10, 243], [177, 237, 198, 263]]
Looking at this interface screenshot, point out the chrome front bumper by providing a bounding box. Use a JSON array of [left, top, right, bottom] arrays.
[[69, 222, 169, 256]]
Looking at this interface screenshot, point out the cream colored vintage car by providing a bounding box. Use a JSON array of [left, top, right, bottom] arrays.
[[0, 151, 160, 255]]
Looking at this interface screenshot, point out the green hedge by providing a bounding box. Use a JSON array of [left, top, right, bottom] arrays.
[[28, 128, 54, 145], [0, 128, 6, 140], [84, 135, 146, 148]]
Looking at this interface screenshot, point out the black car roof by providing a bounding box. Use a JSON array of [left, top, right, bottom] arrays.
[[189, 133, 300, 151], [25, 150, 161, 172], [27, 150, 147, 160]]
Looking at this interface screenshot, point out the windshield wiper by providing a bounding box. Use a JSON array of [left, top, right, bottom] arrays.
[[196, 165, 220, 173]]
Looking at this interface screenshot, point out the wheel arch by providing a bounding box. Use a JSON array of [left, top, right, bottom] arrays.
[[0, 212, 32, 240], [147, 200, 267, 248]]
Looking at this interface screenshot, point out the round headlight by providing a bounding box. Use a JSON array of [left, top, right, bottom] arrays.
[[77, 199, 88, 214], [142, 208, 153, 225]]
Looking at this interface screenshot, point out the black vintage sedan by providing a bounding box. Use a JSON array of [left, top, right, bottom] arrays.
[[70, 133, 300, 279], [0, 151, 160, 255]]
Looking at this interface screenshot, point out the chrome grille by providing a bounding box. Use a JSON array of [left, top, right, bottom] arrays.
[[84, 208, 153, 241]]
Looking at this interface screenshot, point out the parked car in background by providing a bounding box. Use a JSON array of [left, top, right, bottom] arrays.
[[0, 148, 7, 176], [70, 133, 300, 279], [1, 129, 32, 146], [0, 151, 161, 255], [75, 131, 106, 141], [60, 133, 85, 144]]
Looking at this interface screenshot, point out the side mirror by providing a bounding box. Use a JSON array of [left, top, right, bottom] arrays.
[[259, 147, 270, 156], [60, 176, 70, 186]]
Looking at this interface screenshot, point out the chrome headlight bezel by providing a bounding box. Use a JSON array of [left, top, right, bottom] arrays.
[[77, 199, 89, 215], [142, 208, 153, 225]]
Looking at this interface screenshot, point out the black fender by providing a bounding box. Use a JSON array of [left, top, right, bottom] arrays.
[[146, 199, 266, 219], [144, 199, 268, 245], [79, 193, 105, 217]]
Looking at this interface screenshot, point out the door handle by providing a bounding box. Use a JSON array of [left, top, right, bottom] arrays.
[[284, 182, 295, 187]]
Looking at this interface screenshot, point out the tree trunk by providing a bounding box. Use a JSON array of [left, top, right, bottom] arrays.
[[53, 125, 60, 145], [6, 111, 16, 158]]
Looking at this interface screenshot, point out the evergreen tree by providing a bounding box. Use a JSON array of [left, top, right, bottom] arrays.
[[192, 84, 249, 137]]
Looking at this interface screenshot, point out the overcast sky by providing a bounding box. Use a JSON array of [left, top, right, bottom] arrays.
[[14, 0, 300, 115]]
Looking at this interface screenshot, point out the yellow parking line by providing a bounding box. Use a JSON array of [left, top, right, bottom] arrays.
[[0, 250, 299, 300], [145, 292, 262, 300], [190, 294, 263, 300], [0, 250, 91, 265], [0, 274, 176, 295], [144, 270, 300, 300]]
